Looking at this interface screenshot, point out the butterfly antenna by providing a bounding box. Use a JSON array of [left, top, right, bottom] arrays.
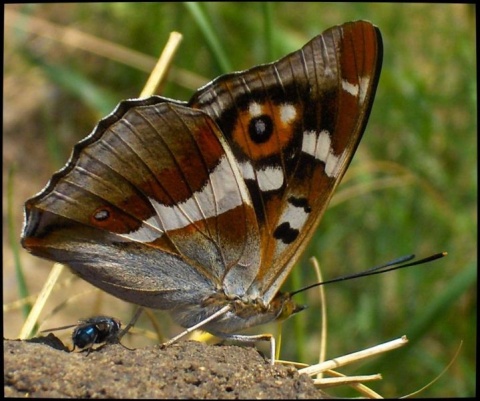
[[118, 307, 144, 340], [290, 252, 447, 297]]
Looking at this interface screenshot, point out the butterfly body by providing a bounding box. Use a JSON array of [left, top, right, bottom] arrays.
[[22, 21, 382, 342]]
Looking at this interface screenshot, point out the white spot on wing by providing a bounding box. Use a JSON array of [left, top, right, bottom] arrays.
[[249, 102, 263, 117], [342, 76, 371, 104], [281, 202, 309, 231], [256, 166, 284, 192], [301, 130, 345, 178], [123, 155, 245, 241], [359, 76, 370, 104], [279, 104, 297, 124], [342, 80, 359, 97], [239, 160, 255, 180], [273, 197, 310, 257], [119, 218, 164, 242], [325, 149, 347, 178], [301, 130, 317, 156], [316, 130, 332, 162]]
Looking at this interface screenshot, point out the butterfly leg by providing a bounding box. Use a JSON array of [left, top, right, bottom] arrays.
[[85, 333, 99, 356], [118, 307, 144, 341], [212, 333, 276, 365], [162, 305, 233, 348]]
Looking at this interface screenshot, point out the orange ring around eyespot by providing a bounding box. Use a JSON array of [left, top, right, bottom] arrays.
[[232, 103, 300, 161]]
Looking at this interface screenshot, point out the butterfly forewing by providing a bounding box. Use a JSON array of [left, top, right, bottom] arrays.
[[189, 21, 382, 302]]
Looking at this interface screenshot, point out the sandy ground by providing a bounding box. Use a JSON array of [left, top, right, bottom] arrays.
[[4, 337, 326, 399]]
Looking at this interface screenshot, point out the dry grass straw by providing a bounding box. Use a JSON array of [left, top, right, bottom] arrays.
[[16, 29, 184, 340]]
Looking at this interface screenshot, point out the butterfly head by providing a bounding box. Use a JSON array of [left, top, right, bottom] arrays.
[[269, 292, 307, 323]]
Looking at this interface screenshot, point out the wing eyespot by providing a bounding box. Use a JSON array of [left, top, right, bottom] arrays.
[[93, 208, 110, 222], [248, 115, 274, 144]]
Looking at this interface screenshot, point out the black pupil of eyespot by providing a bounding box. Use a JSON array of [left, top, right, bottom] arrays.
[[249, 115, 273, 143]]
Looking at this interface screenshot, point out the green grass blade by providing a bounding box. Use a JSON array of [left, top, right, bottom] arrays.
[[406, 261, 476, 341], [24, 53, 117, 117], [7, 165, 31, 318], [183, 2, 232, 73], [261, 2, 275, 60]]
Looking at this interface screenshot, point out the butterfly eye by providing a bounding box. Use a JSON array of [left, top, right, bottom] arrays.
[[248, 115, 273, 143]]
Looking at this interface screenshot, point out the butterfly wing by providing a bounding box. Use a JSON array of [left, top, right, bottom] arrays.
[[22, 99, 262, 307], [189, 21, 383, 302]]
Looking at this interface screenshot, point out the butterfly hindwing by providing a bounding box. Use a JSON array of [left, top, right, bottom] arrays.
[[22, 100, 262, 307]]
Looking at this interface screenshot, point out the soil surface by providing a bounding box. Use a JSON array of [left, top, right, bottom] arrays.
[[4, 337, 326, 399]]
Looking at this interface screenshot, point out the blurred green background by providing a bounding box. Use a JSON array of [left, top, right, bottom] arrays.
[[4, 3, 476, 397]]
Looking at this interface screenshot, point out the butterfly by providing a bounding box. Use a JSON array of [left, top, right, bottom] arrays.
[[21, 21, 382, 363]]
